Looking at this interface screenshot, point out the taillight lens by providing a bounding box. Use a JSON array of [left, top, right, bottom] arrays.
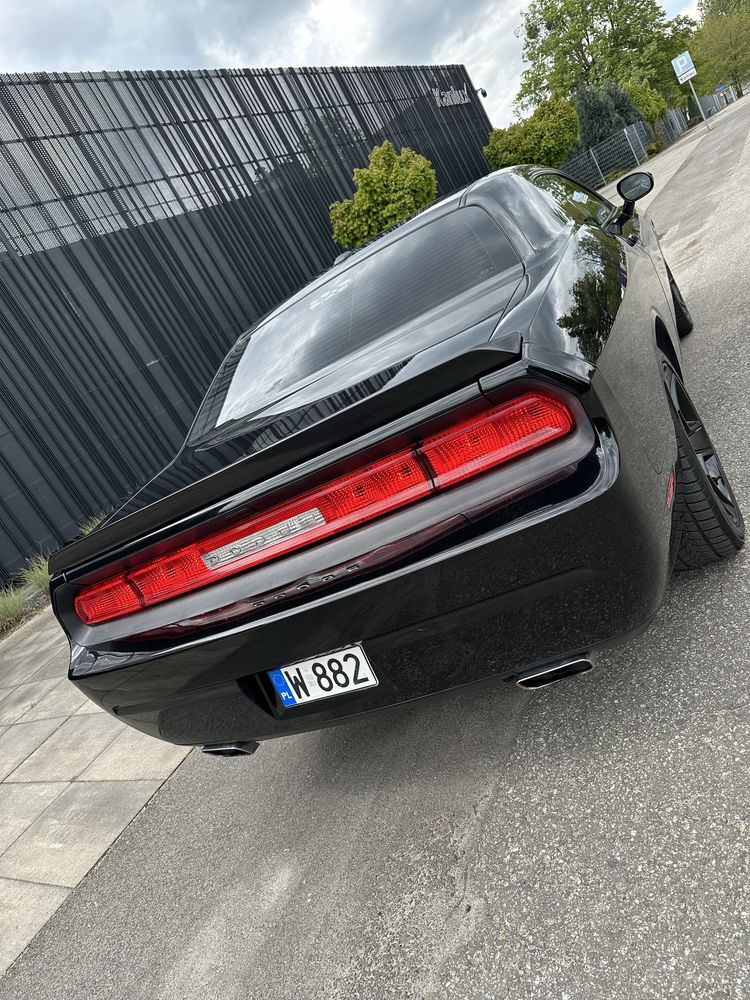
[[75, 392, 574, 625], [76, 450, 431, 624], [421, 394, 573, 489], [75, 575, 142, 625]]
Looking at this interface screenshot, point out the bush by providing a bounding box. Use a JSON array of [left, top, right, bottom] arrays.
[[484, 98, 579, 170], [603, 82, 645, 127], [575, 85, 627, 148], [330, 140, 437, 249], [687, 92, 702, 123], [23, 553, 51, 596], [0, 586, 27, 635], [623, 79, 668, 127]]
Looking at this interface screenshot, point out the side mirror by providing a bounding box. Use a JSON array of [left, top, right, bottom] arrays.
[[616, 171, 654, 224]]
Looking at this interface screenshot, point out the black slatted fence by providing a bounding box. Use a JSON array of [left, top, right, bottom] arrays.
[[0, 65, 491, 583]]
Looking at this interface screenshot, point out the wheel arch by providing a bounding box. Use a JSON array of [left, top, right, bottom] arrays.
[[655, 315, 683, 382]]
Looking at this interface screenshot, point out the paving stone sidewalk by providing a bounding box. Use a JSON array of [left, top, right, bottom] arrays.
[[0, 608, 190, 975]]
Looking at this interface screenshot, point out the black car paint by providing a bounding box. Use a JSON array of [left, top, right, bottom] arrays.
[[49, 166, 684, 746]]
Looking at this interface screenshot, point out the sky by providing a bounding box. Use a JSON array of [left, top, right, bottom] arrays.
[[0, 0, 701, 128]]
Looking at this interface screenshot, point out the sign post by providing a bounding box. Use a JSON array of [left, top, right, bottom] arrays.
[[671, 51, 709, 131]]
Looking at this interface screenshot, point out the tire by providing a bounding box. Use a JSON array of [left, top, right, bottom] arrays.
[[665, 364, 745, 571], [667, 266, 694, 338]]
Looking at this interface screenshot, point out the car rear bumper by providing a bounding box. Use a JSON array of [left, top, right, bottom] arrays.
[[68, 414, 674, 746]]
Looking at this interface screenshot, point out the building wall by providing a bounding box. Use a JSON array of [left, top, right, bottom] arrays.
[[0, 65, 491, 582]]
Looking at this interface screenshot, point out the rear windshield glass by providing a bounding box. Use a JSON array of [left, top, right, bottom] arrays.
[[189, 206, 519, 443]]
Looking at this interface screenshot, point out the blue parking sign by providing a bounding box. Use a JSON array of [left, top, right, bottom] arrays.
[[672, 51, 696, 84]]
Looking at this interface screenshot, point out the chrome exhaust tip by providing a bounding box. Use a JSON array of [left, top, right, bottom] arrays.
[[200, 740, 260, 757], [515, 656, 594, 690]]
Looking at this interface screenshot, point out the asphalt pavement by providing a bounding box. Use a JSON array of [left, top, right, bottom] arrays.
[[3, 101, 750, 1000]]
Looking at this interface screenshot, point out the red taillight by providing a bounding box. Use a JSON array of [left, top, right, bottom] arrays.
[[75, 450, 431, 625], [74, 575, 142, 626], [75, 392, 574, 625], [421, 394, 573, 489]]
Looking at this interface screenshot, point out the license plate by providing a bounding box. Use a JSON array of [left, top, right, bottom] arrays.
[[268, 645, 377, 707]]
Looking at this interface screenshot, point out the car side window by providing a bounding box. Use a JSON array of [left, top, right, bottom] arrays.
[[533, 174, 613, 229]]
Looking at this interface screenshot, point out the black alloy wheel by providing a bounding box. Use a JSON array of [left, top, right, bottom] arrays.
[[664, 362, 744, 571]]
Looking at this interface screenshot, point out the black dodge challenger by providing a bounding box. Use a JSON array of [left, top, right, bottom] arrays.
[[49, 166, 744, 756]]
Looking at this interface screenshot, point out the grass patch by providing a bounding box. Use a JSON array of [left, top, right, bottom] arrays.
[[23, 552, 52, 596], [79, 511, 109, 536], [0, 586, 27, 636], [0, 511, 112, 637]]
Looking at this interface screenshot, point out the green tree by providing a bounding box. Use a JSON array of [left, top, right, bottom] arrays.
[[517, 0, 697, 110], [329, 140, 437, 249], [696, 1, 750, 96], [623, 79, 669, 125], [603, 82, 645, 126], [575, 85, 627, 147], [647, 15, 699, 106], [484, 98, 579, 170]]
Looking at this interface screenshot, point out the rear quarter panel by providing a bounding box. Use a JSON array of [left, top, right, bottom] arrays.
[[527, 217, 678, 474]]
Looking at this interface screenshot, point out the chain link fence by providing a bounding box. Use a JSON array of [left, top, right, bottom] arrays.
[[655, 108, 689, 146], [563, 82, 749, 192], [562, 120, 655, 189], [697, 86, 742, 118]]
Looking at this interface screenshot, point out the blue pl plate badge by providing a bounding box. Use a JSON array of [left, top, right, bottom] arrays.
[[269, 668, 297, 706]]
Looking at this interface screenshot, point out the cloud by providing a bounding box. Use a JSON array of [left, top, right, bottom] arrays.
[[665, 0, 700, 17], [431, 4, 524, 126], [0, 0, 522, 125], [366, 0, 497, 65], [676, 0, 700, 19]]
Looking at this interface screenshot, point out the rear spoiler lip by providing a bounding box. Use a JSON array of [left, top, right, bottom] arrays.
[[48, 336, 521, 579]]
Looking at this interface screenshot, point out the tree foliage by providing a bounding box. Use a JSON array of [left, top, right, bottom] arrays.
[[696, 0, 750, 95], [483, 98, 579, 170], [517, 0, 697, 110], [623, 79, 669, 125], [647, 16, 699, 106], [574, 83, 643, 148], [574, 86, 626, 148], [603, 82, 645, 126], [329, 140, 437, 249]]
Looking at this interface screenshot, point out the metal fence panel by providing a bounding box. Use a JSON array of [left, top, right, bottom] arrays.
[[655, 108, 688, 146], [0, 66, 492, 583], [563, 119, 657, 189]]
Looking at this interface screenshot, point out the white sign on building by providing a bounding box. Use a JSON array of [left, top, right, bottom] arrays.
[[432, 84, 470, 108]]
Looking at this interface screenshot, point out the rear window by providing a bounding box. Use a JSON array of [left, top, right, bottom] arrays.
[[189, 207, 520, 443]]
